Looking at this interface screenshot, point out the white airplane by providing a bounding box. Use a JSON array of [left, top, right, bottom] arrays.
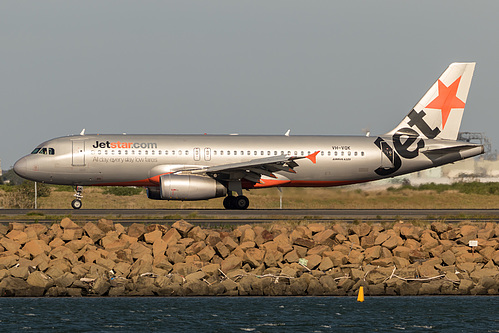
[[14, 62, 483, 209]]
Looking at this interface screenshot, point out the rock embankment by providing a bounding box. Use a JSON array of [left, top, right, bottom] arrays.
[[0, 219, 498, 296]]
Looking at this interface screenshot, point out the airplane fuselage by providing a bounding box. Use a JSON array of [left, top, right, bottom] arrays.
[[14, 134, 483, 188]]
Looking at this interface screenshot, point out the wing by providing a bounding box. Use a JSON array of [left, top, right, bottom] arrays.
[[189, 151, 320, 184]]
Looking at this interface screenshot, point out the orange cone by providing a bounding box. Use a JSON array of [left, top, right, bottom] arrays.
[[357, 286, 364, 302]]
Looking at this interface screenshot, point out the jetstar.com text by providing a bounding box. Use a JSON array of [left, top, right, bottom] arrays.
[[92, 140, 158, 149]]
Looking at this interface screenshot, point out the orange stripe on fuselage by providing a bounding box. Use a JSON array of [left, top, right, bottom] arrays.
[[93, 176, 373, 189], [242, 179, 373, 189], [90, 173, 170, 187]]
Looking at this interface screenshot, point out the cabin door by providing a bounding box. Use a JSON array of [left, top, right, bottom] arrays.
[[72, 140, 86, 166]]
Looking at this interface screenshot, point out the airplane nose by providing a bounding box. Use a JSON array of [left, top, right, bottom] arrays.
[[13, 157, 28, 178]]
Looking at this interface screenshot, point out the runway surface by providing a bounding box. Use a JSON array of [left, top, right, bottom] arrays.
[[1, 208, 499, 221]]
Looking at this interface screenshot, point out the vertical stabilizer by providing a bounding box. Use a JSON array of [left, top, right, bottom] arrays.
[[387, 62, 475, 140]]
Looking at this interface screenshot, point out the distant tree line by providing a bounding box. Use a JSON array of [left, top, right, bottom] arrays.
[[1, 169, 51, 208], [0, 180, 51, 209], [1, 168, 25, 185]]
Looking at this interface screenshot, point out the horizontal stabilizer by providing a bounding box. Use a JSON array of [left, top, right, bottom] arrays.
[[422, 143, 484, 159]]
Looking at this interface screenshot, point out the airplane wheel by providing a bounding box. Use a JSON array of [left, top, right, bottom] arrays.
[[234, 196, 249, 210], [71, 199, 82, 209], [223, 196, 236, 209]]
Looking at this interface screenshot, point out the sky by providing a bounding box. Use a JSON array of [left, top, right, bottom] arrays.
[[1, 1, 499, 169]]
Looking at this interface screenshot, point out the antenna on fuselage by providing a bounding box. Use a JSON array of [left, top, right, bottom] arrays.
[[80, 129, 86, 136], [284, 129, 290, 137]]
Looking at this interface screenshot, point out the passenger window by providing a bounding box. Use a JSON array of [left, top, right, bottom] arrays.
[[301, 151, 304, 156], [267, 151, 270, 155], [48, 148, 55, 155], [125, 150, 128, 155], [227, 151, 230, 155], [321, 151, 324, 156], [247, 151, 250, 155], [105, 150, 108, 155], [98, 150, 102, 155], [334, 151, 337, 156], [261, 151, 264, 155], [137, 150, 141, 155], [348, 151, 351, 156], [354, 151, 357, 156], [220, 151, 224, 155], [158, 150, 161, 155], [185, 150, 189, 155], [328, 151, 331, 156], [214, 151, 217, 155], [274, 151, 277, 155], [172, 150, 175, 155], [361, 152, 365, 156], [234, 151, 237, 155], [178, 150, 182, 155]]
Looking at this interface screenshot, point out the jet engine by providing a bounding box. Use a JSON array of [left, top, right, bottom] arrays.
[[146, 187, 162, 200], [147, 174, 226, 200]]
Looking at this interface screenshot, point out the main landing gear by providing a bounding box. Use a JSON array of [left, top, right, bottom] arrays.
[[223, 195, 249, 210], [223, 181, 249, 210], [71, 186, 83, 209]]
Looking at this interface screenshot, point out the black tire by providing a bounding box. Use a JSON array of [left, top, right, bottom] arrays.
[[71, 199, 82, 209], [234, 196, 249, 210], [223, 196, 236, 209]]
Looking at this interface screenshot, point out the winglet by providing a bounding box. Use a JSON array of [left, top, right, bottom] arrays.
[[306, 151, 320, 164]]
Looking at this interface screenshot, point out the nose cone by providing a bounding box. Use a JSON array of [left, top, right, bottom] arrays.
[[13, 157, 28, 179]]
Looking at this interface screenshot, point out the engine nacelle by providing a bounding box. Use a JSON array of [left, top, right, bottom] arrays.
[[153, 174, 226, 200]]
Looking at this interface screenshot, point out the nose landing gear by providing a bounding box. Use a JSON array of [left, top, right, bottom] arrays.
[[71, 186, 83, 209]]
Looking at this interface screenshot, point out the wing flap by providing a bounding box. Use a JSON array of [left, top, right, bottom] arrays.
[[190, 151, 320, 184], [191, 155, 289, 174]]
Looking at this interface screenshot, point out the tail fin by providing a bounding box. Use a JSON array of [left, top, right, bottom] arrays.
[[386, 62, 476, 140]]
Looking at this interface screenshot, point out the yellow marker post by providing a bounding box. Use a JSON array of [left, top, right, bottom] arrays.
[[357, 286, 364, 302]]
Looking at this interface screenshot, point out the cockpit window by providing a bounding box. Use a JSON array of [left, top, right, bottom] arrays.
[[30, 147, 55, 155]]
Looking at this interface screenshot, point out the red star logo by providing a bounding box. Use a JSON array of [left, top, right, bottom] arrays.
[[425, 76, 465, 129]]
